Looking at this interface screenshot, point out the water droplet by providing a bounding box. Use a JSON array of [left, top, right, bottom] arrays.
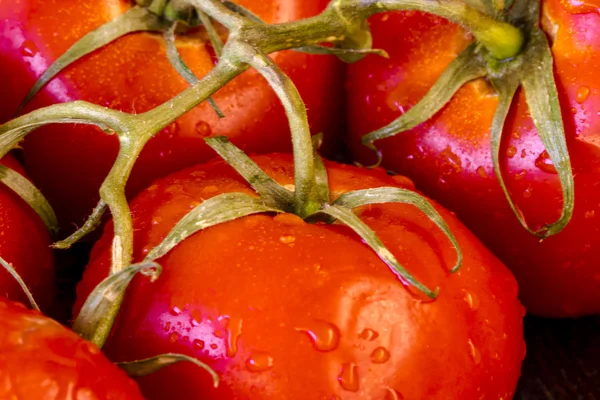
[[279, 235, 296, 244], [7, 331, 23, 346], [20, 40, 38, 57], [535, 151, 557, 174], [520, 149, 527, 158], [195, 121, 212, 137], [163, 322, 171, 332], [170, 306, 182, 316], [576, 86, 591, 103], [370, 347, 391, 364], [76, 388, 98, 400], [506, 146, 517, 158], [585, 210, 595, 218], [214, 330, 223, 339], [512, 130, 521, 139], [164, 122, 180, 138], [83, 342, 100, 355], [523, 184, 533, 199], [296, 320, 340, 352], [463, 290, 480, 311], [337, 363, 359, 392], [246, 352, 274, 372], [476, 166, 487, 178], [193, 339, 205, 350], [152, 216, 163, 225], [225, 316, 243, 357], [440, 147, 463, 174], [169, 332, 179, 343], [515, 170, 527, 180], [359, 328, 379, 341], [210, 343, 218, 350], [385, 388, 405, 400], [468, 339, 482, 364]]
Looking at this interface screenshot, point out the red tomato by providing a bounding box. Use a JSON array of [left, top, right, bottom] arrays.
[[0, 0, 343, 232], [346, 1, 600, 317], [0, 154, 55, 311], [0, 298, 143, 399], [76, 154, 525, 399]]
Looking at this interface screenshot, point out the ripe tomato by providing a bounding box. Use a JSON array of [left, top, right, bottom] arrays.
[[0, 298, 143, 399], [0, 154, 55, 312], [346, 1, 600, 317], [76, 154, 525, 399], [0, 0, 343, 232]]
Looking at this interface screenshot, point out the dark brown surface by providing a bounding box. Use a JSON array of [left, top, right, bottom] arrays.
[[516, 316, 600, 399]]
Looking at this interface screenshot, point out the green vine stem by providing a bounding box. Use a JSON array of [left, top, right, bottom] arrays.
[[0, 0, 522, 346]]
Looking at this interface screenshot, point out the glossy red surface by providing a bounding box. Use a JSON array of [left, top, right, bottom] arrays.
[[0, 0, 343, 232], [346, 1, 600, 316], [0, 298, 143, 399], [76, 154, 525, 399], [0, 154, 55, 312]]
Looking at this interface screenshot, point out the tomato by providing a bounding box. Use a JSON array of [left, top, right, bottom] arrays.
[[75, 153, 525, 399], [0, 154, 55, 312], [345, 1, 600, 317], [0, 0, 343, 232], [0, 298, 143, 399]]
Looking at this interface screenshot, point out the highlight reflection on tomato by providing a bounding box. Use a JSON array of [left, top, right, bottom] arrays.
[[76, 154, 525, 400]]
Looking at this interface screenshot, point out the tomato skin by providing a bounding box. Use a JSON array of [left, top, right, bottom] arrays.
[[0, 0, 343, 232], [0, 154, 55, 312], [0, 298, 143, 399], [76, 154, 525, 399], [346, 2, 600, 317]]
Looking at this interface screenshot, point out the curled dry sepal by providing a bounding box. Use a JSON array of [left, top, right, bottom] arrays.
[[0, 0, 536, 383]]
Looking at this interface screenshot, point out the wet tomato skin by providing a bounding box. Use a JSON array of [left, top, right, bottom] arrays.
[[76, 154, 525, 399], [0, 0, 343, 232], [0, 298, 143, 399], [345, 1, 600, 316], [0, 154, 55, 312]]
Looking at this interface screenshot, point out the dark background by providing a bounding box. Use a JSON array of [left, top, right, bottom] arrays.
[[516, 316, 600, 399]]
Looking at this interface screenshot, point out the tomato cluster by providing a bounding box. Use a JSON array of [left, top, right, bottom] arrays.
[[0, 0, 596, 398]]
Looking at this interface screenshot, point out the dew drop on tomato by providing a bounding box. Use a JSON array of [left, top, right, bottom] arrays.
[[195, 121, 212, 137], [506, 146, 517, 158], [535, 151, 557, 174], [462, 290, 480, 311], [385, 388, 405, 400], [193, 339, 205, 350], [296, 320, 340, 352], [76, 387, 97, 400], [19, 39, 38, 57], [169, 306, 182, 316], [168, 332, 179, 344], [476, 166, 487, 178], [246, 352, 274, 372], [224, 316, 243, 358], [370, 346, 391, 364], [358, 328, 379, 341], [337, 363, 359, 392], [576, 86, 591, 103], [468, 339, 482, 365]]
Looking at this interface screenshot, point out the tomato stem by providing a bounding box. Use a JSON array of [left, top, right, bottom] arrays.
[[357, 0, 524, 60]]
